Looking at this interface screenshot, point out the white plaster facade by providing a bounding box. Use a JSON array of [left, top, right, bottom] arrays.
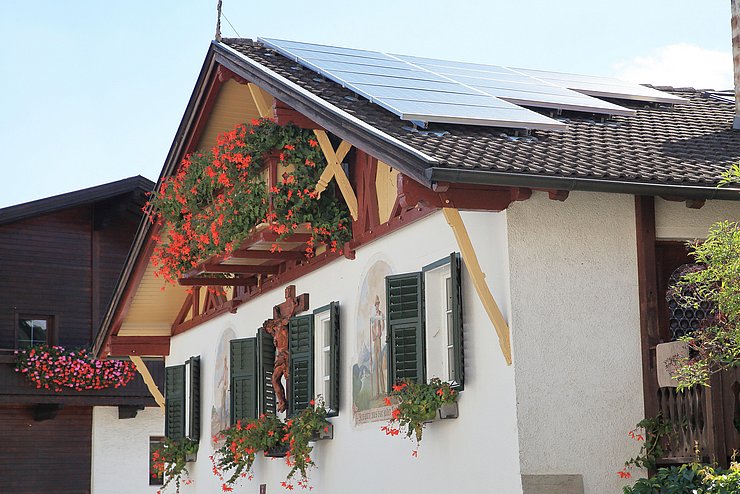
[[166, 211, 524, 494], [91, 406, 165, 494], [146, 192, 740, 494]]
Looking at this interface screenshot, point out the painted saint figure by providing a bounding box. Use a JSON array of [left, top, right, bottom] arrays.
[[370, 295, 386, 396]]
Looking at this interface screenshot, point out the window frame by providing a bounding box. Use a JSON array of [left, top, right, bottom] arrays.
[[15, 313, 55, 349], [422, 258, 455, 385], [312, 302, 340, 417]]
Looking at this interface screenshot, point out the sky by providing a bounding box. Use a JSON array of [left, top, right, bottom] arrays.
[[0, 0, 734, 208]]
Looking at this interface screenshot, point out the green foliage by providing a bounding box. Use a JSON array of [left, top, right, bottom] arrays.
[[673, 221, 740, 389], [624, 414, 676, 471], [151, 437, 199, 494], [284, 397, 331, 486], [623, 464, 705, 494], [623, 462, 740, 494], [381, 378, 458, 448]]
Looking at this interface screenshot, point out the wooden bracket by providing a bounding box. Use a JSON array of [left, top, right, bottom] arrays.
[[313, 129, 359, 220], [442, 207, 512, 365], [248, 83, 274, 119], [130, 356, 165, 410]]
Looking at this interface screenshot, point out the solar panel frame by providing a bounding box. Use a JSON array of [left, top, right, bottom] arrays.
[[258, 38, 682, 130]]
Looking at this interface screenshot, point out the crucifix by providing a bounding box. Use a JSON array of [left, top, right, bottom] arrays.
[[262, 285, 309, 413]]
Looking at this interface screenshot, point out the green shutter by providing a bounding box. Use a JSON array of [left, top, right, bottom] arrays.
[[258, 327, 276, 416], [328, 301, 340, 416], [386, 272, 425, 389], [165, 365, 185, 439], [188, 356, 201, 440], [288, 315, 314, 417], [230, 338, 258, 424], [450, 253, 465, 391]]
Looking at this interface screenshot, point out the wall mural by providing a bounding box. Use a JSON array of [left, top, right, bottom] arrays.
[[352, 257, 394, 426], [211, 327, 236, 447]]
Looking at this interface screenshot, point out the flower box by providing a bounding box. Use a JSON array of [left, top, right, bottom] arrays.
[[438, 402, 459, 420], [311, 422, 333, 441], [265, 444, 289, 458], [185, 450, 198, 463]]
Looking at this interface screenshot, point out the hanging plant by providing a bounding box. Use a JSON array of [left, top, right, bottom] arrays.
[[380, 378, 458, 456], [151, 437, 199, 494], [211, 398, 331, 491], [14, 345, 136, 391], [146, 119, 352, 284]]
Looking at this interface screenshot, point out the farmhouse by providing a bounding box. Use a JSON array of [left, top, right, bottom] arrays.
[[0, 177, 165, 493], [95, 38, 740, 493]]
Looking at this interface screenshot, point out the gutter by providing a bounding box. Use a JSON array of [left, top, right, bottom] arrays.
[[427, 167, 740, 201]]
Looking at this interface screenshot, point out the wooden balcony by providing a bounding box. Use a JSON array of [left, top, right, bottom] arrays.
[[655, 367, 740, 467], [0, 352, 163, 407]]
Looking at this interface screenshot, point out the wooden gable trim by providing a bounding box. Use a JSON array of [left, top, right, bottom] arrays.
[[109, 336, 171, 357]]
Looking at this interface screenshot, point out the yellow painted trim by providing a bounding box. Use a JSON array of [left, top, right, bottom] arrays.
[[313, 130, 358, 220], [130, 356, 166, 410], [248, 83, 274, 119], [442, 208, 513, 365]]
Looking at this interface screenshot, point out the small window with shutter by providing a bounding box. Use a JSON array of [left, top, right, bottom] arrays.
[[165, 357, 201, 441], [313, 302, 340, 416], [387, 253, 465, 390], [288, 315, 314, 417], [230, 338, 258, 424]]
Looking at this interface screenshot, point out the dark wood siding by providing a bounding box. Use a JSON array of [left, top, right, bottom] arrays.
[[0, 206, 93, 349], [0, 405, 92, 493]]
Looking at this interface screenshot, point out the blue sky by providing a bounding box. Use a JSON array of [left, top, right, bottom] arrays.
[[0, 0, 733, 208]]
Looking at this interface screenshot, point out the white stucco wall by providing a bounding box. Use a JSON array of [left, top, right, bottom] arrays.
[[166, 210, 523, 494], [507, 191, 644, 494], [91, 406, 165, 494], [655, 197, 740, 240]]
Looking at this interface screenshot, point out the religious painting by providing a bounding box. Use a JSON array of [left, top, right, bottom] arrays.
[[352, 257, 394, 426], [211, 327, 235, 447]]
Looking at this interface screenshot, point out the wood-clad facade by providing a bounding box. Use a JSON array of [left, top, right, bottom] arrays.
[[0, 177, 161, 493]]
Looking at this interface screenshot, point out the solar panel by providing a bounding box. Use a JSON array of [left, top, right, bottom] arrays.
[[259, 38, 685, 130], [514, 68, 687, 104]]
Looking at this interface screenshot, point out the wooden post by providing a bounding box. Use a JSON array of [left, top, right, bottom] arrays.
[[442, 207, 512, 365], [635, 196, 660, 419], [130, 356, 165, 410]]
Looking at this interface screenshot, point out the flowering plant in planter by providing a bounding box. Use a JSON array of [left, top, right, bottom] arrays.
[[151, 437, 199, 494], [14, 345, 136, 391], [283, 397, 332, 489], [211, 398, 332, 491], [146, 119, 352, 284], [211, 414, 287, 489], [617, 414, 677, 480], [380, 378, 458, 454]]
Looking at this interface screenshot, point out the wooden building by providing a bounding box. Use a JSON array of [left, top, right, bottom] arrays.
[[0, 176, 165, 494], [94, 39, 740, 494]]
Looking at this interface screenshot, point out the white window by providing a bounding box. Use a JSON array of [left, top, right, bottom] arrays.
[[314, 308, 332, 406], [423, 262, 454, 383]]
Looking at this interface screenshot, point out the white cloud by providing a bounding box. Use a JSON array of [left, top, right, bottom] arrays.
[[613, 43, 733, 90]]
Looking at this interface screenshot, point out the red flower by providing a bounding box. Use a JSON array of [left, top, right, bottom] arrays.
[[383, 397, 392, 406], [617, 470, 631, 479]]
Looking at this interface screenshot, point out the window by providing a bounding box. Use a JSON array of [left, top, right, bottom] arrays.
[[165, 356, 201, 441], [386, 253, 465, 390], [17, 315, 53, 349], [230, 302, 341, 421], [149, 436, 165, 485]]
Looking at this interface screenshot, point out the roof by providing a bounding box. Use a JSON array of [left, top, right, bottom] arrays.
[[0, 176, 155, 225], [220, 39, 740, 200]]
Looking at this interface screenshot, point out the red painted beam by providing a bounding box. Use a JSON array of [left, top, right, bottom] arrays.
[[108, 336, 171, 357]]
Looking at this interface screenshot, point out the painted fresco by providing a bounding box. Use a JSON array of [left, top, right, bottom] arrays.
[[352, 257, 393, 426], [211, 327, 235, 446]]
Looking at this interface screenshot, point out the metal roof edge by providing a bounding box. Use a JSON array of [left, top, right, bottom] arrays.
[[426, 167, 740, 201]]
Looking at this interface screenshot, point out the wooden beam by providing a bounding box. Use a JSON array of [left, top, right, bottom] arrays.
[[313, 129, 359, 220], [248, 83, 274, 119], [129, 356, 165, 410], [201, 264, 280, 275], [231, 249, 305, 260], [399, 174, 520, 212], [178, 277, 256, 286], [109, 336, 171, 357], [635, 195, 660, 419], [442, 207, 512, 365], [273, 100, 320, 129]]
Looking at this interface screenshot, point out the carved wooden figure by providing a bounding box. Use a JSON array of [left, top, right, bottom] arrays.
[[262, 285, 309, 412]]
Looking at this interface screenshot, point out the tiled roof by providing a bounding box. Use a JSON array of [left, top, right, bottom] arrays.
[[224, 39, 740, 191]]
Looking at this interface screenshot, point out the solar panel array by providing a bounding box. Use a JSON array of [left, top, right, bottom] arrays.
[[259, 38, 686, 131]]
